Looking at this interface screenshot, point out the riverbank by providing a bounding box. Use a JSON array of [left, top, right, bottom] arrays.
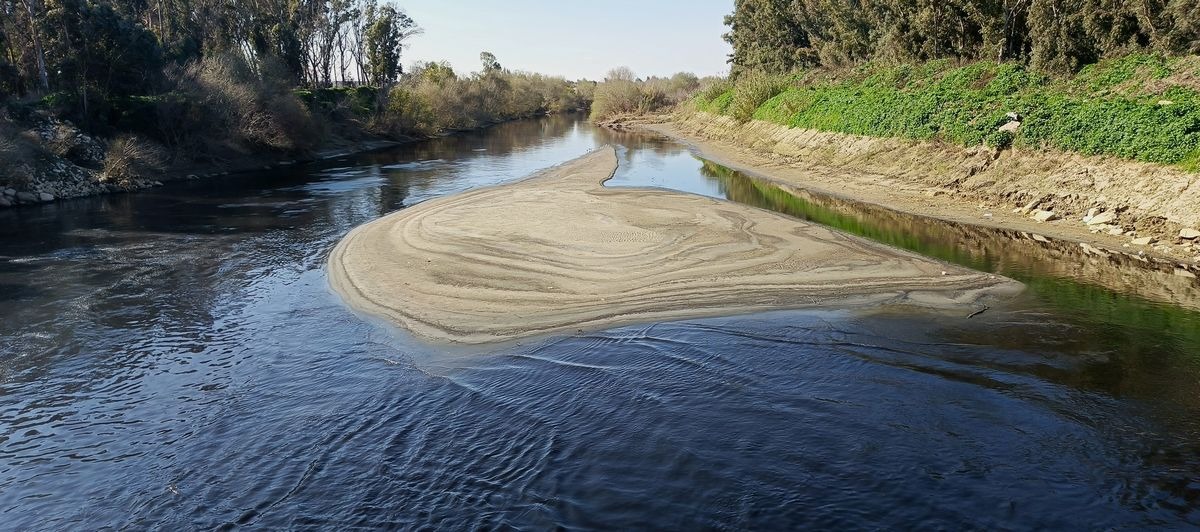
[[0, 110, 552, 208], [630, 111, 1200, 268], [328, 146, 1018, 344], [0, 123, 401, 208], [1, 57, 593, 209]]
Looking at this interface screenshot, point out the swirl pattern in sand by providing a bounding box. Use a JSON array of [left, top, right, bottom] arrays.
[[328, 147, 1018, 343]]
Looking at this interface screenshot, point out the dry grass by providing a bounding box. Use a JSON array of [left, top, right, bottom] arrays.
[[589, 69, 709, 122], [102, 135, 165, 185], [168, 53, 321, 154], [378, 71, 588, 137]]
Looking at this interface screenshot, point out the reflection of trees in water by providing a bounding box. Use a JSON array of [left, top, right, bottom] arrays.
[[594, 128, 686, 159], [697, 158, 1200, 392], [356, 113, 584, 164]]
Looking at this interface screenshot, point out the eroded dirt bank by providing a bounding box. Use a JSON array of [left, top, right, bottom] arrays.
[[328, 146, 1018, 344], [641, 112, 1200, 267]]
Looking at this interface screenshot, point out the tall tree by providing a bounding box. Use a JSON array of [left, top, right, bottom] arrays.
[[17, 0, 50, 91], [363, 3, 417, 85], [479, 51, 502, 73], [723, 0, 812, 76]]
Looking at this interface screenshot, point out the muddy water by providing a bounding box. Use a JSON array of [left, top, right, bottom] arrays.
[[1, 114, 1198, 529]]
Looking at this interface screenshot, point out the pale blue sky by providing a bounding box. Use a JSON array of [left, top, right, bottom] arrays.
[[399, 0, 734, 80]]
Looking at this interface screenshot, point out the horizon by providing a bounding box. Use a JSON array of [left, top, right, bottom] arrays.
[[399, 0, 734, 80]]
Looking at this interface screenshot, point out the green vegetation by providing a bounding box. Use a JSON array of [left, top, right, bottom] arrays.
[[703, 1, 1200, 169], [724, 0, 1200, 76], [0, 0, 421, 107], [693, 57, 1200, 169], [382, 57, 590, 137], [0, 1, 597, 189], [701, 158, 1200, 364]]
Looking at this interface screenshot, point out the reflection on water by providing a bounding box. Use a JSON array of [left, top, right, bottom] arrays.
[[1, 114, 1198, 528], [687, 159, 1200, 376]]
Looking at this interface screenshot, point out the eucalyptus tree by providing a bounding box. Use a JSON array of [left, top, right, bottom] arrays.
[[363, 3, 418, 85]]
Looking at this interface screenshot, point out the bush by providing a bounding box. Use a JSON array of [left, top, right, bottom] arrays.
[[102, 135, 165, 185], [167, 53, 321, 154], [590, 79, 644, 121], [380, 85, 438, 137], [696, 78, 734, 104], [589, 68, 705, 122], [728, 71, 791, 122], [378, 69, 591, 136], [297, 87, 380, 118]]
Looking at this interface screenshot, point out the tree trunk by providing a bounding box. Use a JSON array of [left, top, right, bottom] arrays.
[[19, 0, 49, 92]]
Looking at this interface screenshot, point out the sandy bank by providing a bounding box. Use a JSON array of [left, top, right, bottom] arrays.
[[331, 147, 1022, 345], [646, 112, 1200, 267], [328, 147, 1018, 344]]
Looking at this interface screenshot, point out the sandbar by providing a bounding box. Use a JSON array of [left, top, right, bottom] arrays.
[[328, 147, 1019, 344]]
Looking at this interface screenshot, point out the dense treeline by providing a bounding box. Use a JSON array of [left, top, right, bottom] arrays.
[[693, 55, 1200, 168], [0, 0, 422, 124], [381, 56, 591, 136], [1, 0, 416, 97], [0, 1, 596, 196], [707, 0, 1200, 169], [725, 0, 1200, 75]]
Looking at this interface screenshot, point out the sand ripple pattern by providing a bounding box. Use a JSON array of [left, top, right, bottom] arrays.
[[329, 147, 1017, 343]]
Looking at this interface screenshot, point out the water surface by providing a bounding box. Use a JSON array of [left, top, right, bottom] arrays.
[[2, 114, 1198, 529]]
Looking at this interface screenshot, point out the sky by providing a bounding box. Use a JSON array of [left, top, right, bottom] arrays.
[[398, 0, 734, 80]]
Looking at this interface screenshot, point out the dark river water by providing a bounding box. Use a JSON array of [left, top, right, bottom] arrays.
[[2, 114, 1200, 529]]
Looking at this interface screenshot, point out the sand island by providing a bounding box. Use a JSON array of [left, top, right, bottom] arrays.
[[328, 147, 1019, 344]]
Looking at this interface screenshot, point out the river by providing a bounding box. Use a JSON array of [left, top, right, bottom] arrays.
[[2, 114, 1198, 529]]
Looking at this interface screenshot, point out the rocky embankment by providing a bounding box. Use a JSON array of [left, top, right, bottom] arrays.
[[0, 112, 165, 208], [0, 109, 398, 209], [651, 111, 1200, 265]]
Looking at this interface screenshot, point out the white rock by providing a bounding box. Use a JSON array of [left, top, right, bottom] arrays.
[[2, 188, 14, 196], [998, 121, 1021, 134], [1180, 228, 1200, 240], [1085, 210, 1116, 226], [1081, 243, 1109, 257], [1031, 210, 1057, 222], [1174, 268, 1197, 278], [1107, 226, 1125, 236], [38, 192, 54, 202], [1131, 236, 1154, 246]]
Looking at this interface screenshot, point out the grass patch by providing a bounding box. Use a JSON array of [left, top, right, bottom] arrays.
[[696, 54, 1200, 169]]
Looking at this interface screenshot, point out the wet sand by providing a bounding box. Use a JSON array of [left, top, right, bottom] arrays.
[[328, 146, 1019, 344]]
